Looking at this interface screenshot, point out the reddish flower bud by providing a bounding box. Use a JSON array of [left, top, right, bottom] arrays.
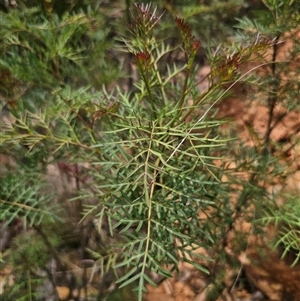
[[134, 51, 151, 69], [175, 18, 192, 39], [175, 17, 201, 60], [192, 40, 201, 53]]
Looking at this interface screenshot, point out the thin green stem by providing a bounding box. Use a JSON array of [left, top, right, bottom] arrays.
[[180, 84, 218, 122], [153, 61, 168, 106], [140, 123, 157, 299], [140, 69, 156, 118], [178, 67, 191, 111]]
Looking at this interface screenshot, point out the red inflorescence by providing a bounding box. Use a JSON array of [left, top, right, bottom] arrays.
[[134, 51, 151, 66], [192, 40, 201, 53], [175, 17, 201, 57], [175, 18, 193, 39]]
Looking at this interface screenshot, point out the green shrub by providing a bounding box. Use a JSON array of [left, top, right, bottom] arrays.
[[1, 1, 299, 300]]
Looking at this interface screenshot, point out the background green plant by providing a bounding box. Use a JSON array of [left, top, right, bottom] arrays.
[[0, 0, 299, 301], [229, 0, 300, 255]]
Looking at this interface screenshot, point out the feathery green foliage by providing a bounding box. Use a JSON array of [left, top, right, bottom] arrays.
[[0, 0, 299, 300], [233, 0, 300, 264]]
